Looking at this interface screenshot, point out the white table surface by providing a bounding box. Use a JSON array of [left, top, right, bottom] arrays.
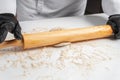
[[0, 14, 120, 80]]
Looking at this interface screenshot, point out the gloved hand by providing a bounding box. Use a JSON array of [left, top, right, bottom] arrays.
[[107, 14, 120, 38], [0, 13, 22, 43]]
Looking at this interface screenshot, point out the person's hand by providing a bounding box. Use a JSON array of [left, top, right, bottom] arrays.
[[107, 14, 120, 38], [0, 13, 22, 43]]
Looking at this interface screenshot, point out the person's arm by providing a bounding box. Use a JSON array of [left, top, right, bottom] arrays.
[[0, 0, 22, 43], [0, 0, 16, 15], [102, 0, 120, 15]]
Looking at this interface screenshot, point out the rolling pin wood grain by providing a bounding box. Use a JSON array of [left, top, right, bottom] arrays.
[[0, 25, 113, 49]]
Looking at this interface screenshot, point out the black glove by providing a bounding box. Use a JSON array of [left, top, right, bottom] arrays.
[[0, 13, 22, 43], [107, 14, 120, 38]]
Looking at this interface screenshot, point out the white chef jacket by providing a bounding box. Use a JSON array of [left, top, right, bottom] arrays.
[[0, 0, 120, 21]]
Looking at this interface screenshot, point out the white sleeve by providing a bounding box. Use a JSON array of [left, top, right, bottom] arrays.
[[0, 0, 16, 15], [102, 0, 120, 15]]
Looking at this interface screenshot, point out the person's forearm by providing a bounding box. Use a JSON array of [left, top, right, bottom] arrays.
[[0, 0, 16, 15], [102, 0, 120, 15]]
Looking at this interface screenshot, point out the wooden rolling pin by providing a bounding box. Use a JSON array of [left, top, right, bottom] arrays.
[[0, 25, 113, 49]]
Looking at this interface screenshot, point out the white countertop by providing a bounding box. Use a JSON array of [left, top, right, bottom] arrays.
[[0, 14, 120, 80]]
